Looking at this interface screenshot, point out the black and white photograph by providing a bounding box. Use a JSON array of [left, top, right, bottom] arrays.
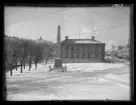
[[4, 4, 132, 101]]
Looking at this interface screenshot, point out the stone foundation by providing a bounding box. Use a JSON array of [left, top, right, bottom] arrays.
[[62, 58, 103, 63], [54, 58, 62, 67]]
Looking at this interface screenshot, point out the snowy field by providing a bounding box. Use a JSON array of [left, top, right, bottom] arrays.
[[48, 63, 127, 72], [6, 63, 130, 101]]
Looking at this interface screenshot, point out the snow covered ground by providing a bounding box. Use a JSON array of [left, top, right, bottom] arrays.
[[6, 63, 130, 101], [48, 63, 126, 72]]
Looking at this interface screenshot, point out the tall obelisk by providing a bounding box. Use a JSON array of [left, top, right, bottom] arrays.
[[57, 25, 61, 43], [54, 25, 62, 68]]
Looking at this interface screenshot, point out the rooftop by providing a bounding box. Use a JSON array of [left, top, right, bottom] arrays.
[[60, 39, 105, 44]]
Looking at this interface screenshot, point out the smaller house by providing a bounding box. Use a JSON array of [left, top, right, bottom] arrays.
[[117, 48, 129, 60]]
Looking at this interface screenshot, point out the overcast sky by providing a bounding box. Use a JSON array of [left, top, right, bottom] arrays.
[[4, 6, 130, 50]]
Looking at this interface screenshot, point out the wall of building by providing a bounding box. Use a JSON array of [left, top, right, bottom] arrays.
[[61, 43, 105, 62]]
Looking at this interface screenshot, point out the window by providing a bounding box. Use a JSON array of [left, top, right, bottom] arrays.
[[71, 53, 74, 58], [92, 53, 95, 60], [76, 53, 79, 58], [85, 47, 88, 52], [95, 53, 98, 60], [65, 45, 68, 51], [74, 53, 76, 58], [76, 46, 80, 51], [65, 53, 68, 58], [88, 53, 90, 58], [85, 53, 88, 58], [99, 46, 101, 52], [80, 47, 82, 52], [93, 45, 94, 50], [95, 45, 98, 53], [71, 46, 74, 51], [68, 53, 71, 58], [82, 53, 85, 58]]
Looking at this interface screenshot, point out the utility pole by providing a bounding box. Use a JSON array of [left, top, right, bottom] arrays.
[[92, 26, 97, 37], [79, 28, 80, 39]]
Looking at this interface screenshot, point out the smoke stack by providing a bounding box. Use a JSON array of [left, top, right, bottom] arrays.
[[57, 25, 61, 43], [65, 36, 68, 40], [92, 36, 95, 40]]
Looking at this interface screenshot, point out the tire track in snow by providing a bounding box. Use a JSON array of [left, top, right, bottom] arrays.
[[98, 78, 130, 89]]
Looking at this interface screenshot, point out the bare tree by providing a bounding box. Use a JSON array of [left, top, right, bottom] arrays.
[[32, 43, 44, 69], [5, 35, 54, 74], [26, 40, 36, 71]]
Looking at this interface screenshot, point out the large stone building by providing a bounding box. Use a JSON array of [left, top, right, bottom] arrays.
[[60, 36, 106, 63], [55, 25, 106, 63]]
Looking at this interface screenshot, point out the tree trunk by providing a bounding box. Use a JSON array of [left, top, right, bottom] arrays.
[[46, 55, 50, 64], [21, 60, 23, 73], [6, 62, 9, 73], [29, 66, 31, 71], [24, 63, 25, 69], [24, 58, 25, 69], [10, 69, 12, 76], [29, 61, 31, 71], [35, 62, 37, 70], [16, 62, 18, 71], [29, 58, 31, 71], [6, 64, 8, 73], [7, 67, 9, 73]]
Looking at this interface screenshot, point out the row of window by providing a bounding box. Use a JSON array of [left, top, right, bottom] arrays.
[[65, 46, 102, 52], [63, 53, 101, 59], [65, 46, 75, 51]]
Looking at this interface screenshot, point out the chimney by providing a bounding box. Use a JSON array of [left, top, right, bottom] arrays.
[[65, 36, 68, 40], [92, 36, 95, 40], [57, 25, 61, 43]]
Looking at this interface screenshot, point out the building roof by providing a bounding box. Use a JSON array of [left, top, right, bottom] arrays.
[[60, 39, 106, 44]]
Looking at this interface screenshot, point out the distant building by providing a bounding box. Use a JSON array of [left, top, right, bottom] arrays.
[[36, 37, 54, 45], [117, 41, 129, 60], [117, 48, 129, 60], [118, 46, 124, 50], [36, 37, 45, 43]]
